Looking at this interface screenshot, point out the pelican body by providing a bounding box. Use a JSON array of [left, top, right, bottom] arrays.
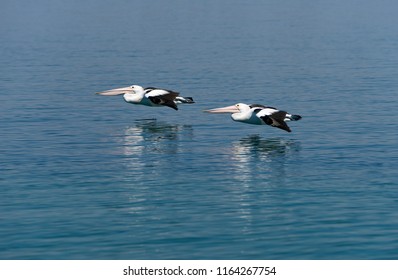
[[205, 103, 301, 132], [96, 85, 194, 110]]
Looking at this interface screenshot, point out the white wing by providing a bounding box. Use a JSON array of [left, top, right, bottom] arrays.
[[144, 88, 180, 110], [255, 107, 280, 117], [145, 89, 179, 98], [256, 108, 291, 132]]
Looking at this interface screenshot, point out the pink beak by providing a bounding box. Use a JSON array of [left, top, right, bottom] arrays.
[[96, 86, 133, 96], [204, 105, 239, 114]]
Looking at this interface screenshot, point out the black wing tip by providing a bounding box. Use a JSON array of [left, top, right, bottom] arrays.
[[165, 101, 179, 110], [260, 115, 291, 132], [260, 115, 273, 125], [278, 125, 292, 133]]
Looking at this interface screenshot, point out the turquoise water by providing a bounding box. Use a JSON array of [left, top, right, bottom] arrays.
[[1, 0, 398, 259]]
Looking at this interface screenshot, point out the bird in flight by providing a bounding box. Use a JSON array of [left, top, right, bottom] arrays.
[[204, 103, 301, 132], [96, 84, 194, 110]]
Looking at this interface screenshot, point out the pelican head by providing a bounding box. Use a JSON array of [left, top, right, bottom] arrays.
[[204, 103, 258, 123], [96, 84, 144, 96], [204, 103, 250, 114], [96, 84, 146, 104]]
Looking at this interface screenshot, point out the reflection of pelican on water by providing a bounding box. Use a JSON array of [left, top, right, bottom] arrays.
[[234, 135, 300, 159], [230, 135, 300, 184], [225, 135, 300, 233], [121, 119, 192, 217], [123, 119, 193, 157]]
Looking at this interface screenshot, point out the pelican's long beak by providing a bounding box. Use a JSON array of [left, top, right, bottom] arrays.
[[96, 86, 133, 96], [204, 105, 239, 114]]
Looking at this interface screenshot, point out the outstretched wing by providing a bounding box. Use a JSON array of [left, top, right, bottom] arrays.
[[256, 108, 292, 132], [145, 88, 180, 110]]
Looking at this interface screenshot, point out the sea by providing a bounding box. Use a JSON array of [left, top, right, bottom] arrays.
[[1, 0, 398, 260]]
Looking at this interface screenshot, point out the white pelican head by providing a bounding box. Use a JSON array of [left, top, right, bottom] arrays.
[[96, 84, 146, 103], [96, 84, 144, 96], [204, 103, 253, 122]]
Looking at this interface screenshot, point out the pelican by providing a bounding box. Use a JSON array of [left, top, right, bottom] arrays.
[[96, 85, 194, 110], [204, 103, 302, 132]]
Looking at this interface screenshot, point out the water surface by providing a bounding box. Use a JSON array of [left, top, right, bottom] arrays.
[[1, 0, 398, 259]]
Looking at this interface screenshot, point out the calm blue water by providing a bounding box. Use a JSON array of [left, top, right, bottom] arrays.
[[1, 0, 398, 259]]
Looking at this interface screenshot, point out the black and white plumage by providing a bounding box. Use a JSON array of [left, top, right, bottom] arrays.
[[204, 103, 302, 132], [96, 85, 194, 110]]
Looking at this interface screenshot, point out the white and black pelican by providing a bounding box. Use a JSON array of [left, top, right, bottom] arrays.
[[204, 103, 302, 132], [96, 85, 194, 110]]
